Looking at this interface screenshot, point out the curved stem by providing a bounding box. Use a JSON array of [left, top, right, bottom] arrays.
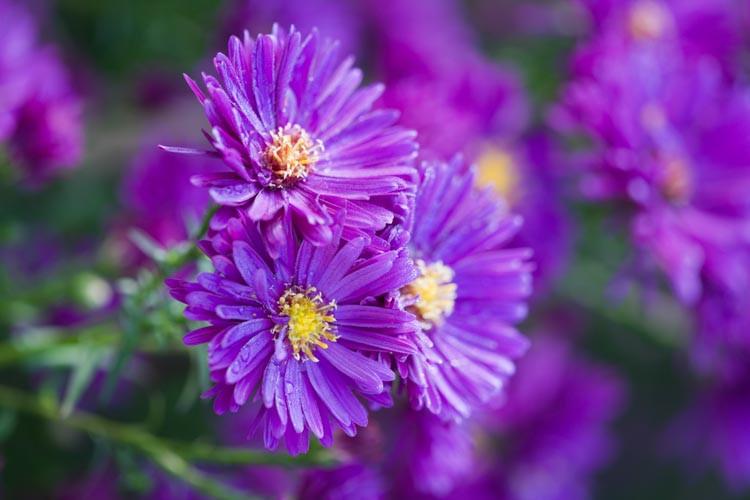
[[0, 385, 335, 498]]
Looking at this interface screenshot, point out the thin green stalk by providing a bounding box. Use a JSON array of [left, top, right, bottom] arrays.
[[0, 385, 334, 498]]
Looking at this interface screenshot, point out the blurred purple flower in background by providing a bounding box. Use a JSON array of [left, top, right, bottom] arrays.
[[576, 0, 745, 79], [372, 0, 528, 159], [116, 137, 218, 267], [168, 214, 418, 454], [0, 0, 83, 184], [173, 25, 417, 255], [397, 157, 533, 422], [298, 462, 384, 500], [223, 0, 363, 58], [556, 31, 750, 310], [486, 330, 625, 500], [379, 61, 528, 161], [389, 408, 477, 497], [475, 133, 573, 291]]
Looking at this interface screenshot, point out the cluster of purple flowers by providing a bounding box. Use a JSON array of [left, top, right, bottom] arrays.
[[11, 0, 750, 497], [0, 0, 83, 184], [554, 0, 750, 488], [166, 25, 536, 456]]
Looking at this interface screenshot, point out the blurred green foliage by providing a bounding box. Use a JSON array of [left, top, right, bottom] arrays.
[[56, 0, 221, 77]]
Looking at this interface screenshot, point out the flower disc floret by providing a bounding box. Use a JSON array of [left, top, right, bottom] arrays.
[[276, 286, 337, 361]]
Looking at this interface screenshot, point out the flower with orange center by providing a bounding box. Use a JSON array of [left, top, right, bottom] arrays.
[[660, 158, 693, 204], [265, 124, 324, 188], [628, 1, 671, 40]]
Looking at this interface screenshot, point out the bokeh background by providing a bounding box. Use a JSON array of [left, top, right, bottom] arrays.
[[1, 0, 750, 498]]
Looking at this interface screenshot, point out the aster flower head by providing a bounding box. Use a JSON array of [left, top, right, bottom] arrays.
[[9, 52, 83, 183], [0, 0, 83, 184], [475, 133, 573, 291], [297, 463, 384, 500], [0, 0, 35, 139], [172, 25, 418, 255], [122, 139, 216, 246], [396, 156, 534, 422], [223, 0, 363, 58], [576, 0, 744, 79], [490, 331, 626, 500], [392, 408, 478, 497], [380, 58, 528, 161], [167, 214, 417, 454], [556, 39, 750, 306]]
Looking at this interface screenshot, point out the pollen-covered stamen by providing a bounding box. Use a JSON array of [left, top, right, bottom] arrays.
[[401, 260, 457, 327], [628, 1, 671, 40], [661, 158, 693, 204], [476, 146, 521, 205], [264, 124, 324, 187], [275, 286, 337, 362]]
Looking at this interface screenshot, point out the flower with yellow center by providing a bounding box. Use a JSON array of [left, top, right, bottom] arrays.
[[264, 124, 324, 188], [401, 260, 457, 327], [276, 286, 337, 362], [628, 1, 671, 40], [476, 146, 521, 206]]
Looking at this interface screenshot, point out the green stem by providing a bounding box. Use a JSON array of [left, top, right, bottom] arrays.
[[0, 385, 334, 498], [0, 326, 119, 366]]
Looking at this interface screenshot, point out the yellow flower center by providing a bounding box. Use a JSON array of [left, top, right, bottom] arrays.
[[401, 260, 457, 327], [628, 1, 671, 40], [276, 286, 337, 362], [264, 124, 324, 188], [475, 147, 521, 205], [661, 157, 693, 204]]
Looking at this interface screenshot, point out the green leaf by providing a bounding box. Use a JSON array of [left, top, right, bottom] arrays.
[[128, 228, 167, 262], [61, 347, 105, 416]]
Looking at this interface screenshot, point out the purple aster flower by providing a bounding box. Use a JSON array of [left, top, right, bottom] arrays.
[[389, 408, 477, 497], [298, 463, 384, 500], [380, 60, 528, 161], [474, 132, 574, 291], [555, 38, 750, 307], [0, 0, 83, 184], [323, 404, 479, 498], [371, 0, 528, 160], [488, 331, 626, 500], [364, 0, 477, 80], [167, 214, 417, 454], [0, 0, 35, 139], [8, 52, 83, 183], [222, 0, 364, 58], [170, 26, 418, 255], [117, 137, 218, 267], [395, 157, 534, 422], [575, 0, 744, 79]]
